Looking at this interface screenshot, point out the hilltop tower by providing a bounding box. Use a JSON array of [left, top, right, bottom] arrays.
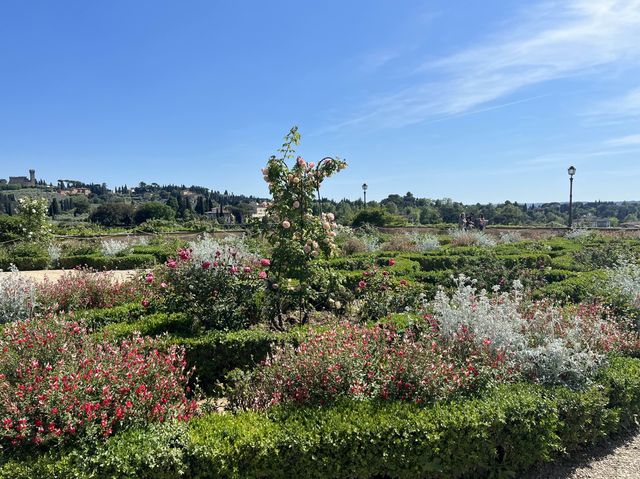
[[29, 169, 36, 186]]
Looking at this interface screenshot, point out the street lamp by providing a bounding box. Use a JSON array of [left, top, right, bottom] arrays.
[[567, 166, 576, 228], [362, 183, 368, 209]]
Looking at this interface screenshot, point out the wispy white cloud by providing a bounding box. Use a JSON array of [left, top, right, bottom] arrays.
[[606, 133, 640, 146], [589, 87, 640, 121], [330, 0, 640, 130]]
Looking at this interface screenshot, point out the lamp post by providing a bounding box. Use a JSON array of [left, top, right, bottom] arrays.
[[362, 183, 368, 209], [567, 166, 576, 228]]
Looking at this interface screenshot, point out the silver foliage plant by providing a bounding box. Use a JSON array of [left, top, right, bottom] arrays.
[[407, 232, 440, 251], [0, 265, 37, 324], [607, 259, 640, 310], [188, 234, 258, 266], [430, 275, 603, 387], [100, 239, 130, 256], [449, 229, 497, 247]]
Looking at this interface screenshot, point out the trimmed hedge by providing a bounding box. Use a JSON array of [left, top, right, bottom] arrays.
[[59, 253, 156, 270], [0, 256, 49, 271], [99, 312, 302, 392], [3, 357, 639, 479]]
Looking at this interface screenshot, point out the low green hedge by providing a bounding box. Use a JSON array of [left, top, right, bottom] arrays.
[[534, 270, 606, 302], [0, 256, 49, 271], [98, 312, 302, 393], [59, 253, 156, 270], [4, 357, 638, 479]]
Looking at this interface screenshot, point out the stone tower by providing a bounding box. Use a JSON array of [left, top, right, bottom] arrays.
[[29, 169, 36, 186]]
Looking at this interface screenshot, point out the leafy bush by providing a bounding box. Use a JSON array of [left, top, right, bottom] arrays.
[[449, 229, 497, 247], [8, 357, 640, 479], [58, 253, 156, 270], [229, 321, 512, 410], [100, 239, 130, 256], [430, 276, 638, 387], [36, 268, 142, 312], [355, 261, 424, 322], [0, 316, 197, 450], [407, 232, 440, 251], [150, 247, 266, 332], [0, 266, 36, 324]]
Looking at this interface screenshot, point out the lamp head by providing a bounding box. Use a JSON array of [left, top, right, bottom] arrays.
[[362, 183, 368, 191], [568, 166, 576, 176]]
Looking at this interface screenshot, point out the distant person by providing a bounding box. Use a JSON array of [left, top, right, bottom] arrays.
[[459, 213, 466, 231], [467, 214, 476, 230], [478, 214, 487, 231]]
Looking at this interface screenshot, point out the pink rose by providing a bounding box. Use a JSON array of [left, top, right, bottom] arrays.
[[166, 258, 178, 269], [141, 299, 150, 308], [296, 157, 306, 167], [259, 271, 267, 279], [145, 273, 154, 283], [160, 282, 168, 288], [178, 249, 191, 261], [260, 258, 271, 266], [399, 279, 408, 286], [282, 220, 291, 229], [230, 266, 238, 274], [202, 261, 211, 270], [388, 258, 396, 266], [358, 280, 366, 289], [244, 266, 252, 273]]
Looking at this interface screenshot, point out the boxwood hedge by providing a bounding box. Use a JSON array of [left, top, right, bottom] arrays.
[[3, 357, 638, 479]]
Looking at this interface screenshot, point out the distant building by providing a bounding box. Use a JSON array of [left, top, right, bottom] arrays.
[[577, 214, 611, 228], [8, 169, 36, 187], [250, 202, 269, 219]]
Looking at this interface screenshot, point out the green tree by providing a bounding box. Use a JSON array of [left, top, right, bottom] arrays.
[[134, 202, 176, 225]]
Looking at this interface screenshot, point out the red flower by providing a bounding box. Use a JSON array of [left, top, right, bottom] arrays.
[[358, 280, 367, 289], [201, 261, 211, 270], [388, 258, 396, 266]]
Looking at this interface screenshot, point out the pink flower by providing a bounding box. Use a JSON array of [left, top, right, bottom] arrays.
[[201, 261, 211, 270], [296, 156, 306, 167], [160, 282, 168, 289], [145, 273, 154, 284], [178, 249, 191, 261], [166, 258, 178, 269], [259, 271, 267, 279], [358, 280, 367, 289], [293, 200, 300, 209], [142, 299, 150, 308], [399, 279, 408, 286], [282, 220, 291, 229], [388, 258, 396, 266], [260, 258, 271, 267], [308, 162, 315, 168], [230, 266, 238, 274], [244, 266, 252, 273]]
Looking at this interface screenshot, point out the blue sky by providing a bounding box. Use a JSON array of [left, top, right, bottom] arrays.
[[1, 0, 640, 203]]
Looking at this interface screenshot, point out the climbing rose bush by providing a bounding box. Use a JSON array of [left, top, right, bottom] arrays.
[[0, 316, 197, 449], [261, 127, 347, 327], [16, 196, 52, 244], [229, 322, 514, 410]]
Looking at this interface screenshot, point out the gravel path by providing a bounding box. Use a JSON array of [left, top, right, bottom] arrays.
[[523, 428, 640, 479]]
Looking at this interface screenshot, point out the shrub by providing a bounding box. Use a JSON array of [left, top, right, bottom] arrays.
[[36, 268, 142, 312], [0, 265, 36, 324], [407, 232, 440, 252], [355, 261, 424, 322], [430, 276, 638, 387], [150, 247, 266, 332], [0, 316, 197, 449], [229, 321, 513, 410], [4, 357, 640, 479], [58, 253, 156, 270], [134, 202, 175, 225], [449, 229, 497, 247], [499, 231, 524, 243], [100, 239, 130, 257]]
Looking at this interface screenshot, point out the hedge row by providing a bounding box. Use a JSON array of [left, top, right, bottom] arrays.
[[58, 253, 157, 270], [97, 311, 302, 392], [4, 356, 639, 479]]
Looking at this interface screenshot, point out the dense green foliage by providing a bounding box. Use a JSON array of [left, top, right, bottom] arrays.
[[2, 357, 638, 479]]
